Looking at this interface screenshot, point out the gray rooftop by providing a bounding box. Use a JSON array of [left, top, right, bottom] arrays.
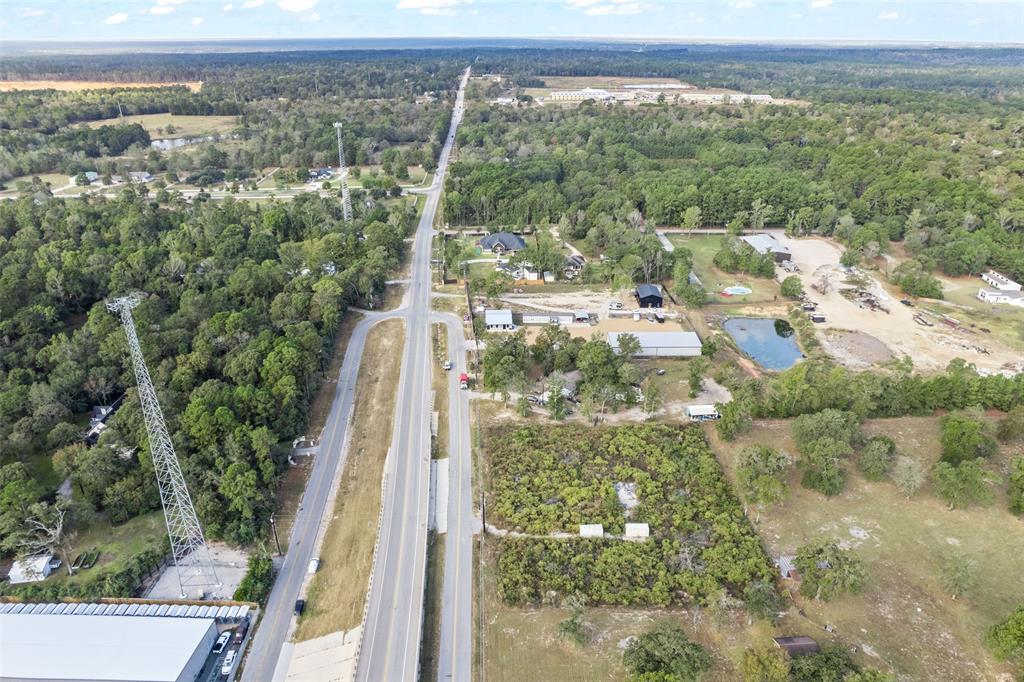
[[480, 232, 526, 251], [741, 233, 790, 256]]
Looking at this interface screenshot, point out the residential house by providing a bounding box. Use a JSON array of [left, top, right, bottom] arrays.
[[479, 232, 526, 254], [635, 283, 664, 308], [484, 309, 515, 331]]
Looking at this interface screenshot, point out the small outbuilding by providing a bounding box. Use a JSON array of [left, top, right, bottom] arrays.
[[484, 309, 515, 331], [480, 232, 526, 254], [773, 636, 821, 657], [624, 523, 650, 539], [686, 404, 721, 422], [741, 233, 792, 263], [635, 283, 663, 308], [8, 555, 53, 584], [579, 524, 604, 538]]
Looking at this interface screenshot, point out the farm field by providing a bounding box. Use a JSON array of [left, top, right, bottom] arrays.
[[84, 113, 237, 138], [709, 416, 1024, 682], [0, 80, 202, 92]]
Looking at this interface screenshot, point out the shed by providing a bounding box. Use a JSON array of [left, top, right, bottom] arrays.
[[608, 331, 702, 358], [484, 309, 515, 331], [480, 232, 526, 254], [740, 233, 791, 263], [635, 283, 663, 308], [624, 523, 650, 539], [776, 554, 798, 579], [579, 524, 604, 538], [572, 310, 590, 323], [773, 636, 821, 657], [8, 555, 53, 584], [686, 404, 721, 421]]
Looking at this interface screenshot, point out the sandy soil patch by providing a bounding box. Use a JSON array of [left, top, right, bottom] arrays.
[[777, 235, 1020, 373], [0, 80, 201, 92], [820, 329, 894, 368]]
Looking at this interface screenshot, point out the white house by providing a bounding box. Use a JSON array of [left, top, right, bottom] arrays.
[[981, 270, 1021, 291], [8, 555, 53, 584]]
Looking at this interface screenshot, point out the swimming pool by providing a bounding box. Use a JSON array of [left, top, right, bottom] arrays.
[[722, 285, 753, 296]]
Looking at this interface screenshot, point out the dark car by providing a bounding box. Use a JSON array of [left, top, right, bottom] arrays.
[[294, 600, 306, 616]]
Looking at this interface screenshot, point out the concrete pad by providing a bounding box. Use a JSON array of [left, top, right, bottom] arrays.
[[145, 543, 249, 601], [285, 628, 359, 682]]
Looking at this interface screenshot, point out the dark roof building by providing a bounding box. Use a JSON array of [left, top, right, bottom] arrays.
[[480, 232, 526, 253], [773, 636, 821, 657], [635, 283, 663, 308]]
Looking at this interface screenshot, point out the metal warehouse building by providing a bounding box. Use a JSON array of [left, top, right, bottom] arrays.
[[608, 331, 703, 357], [0, 612, 218, 682]]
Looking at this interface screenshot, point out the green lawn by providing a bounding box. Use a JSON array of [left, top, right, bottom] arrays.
[[669, 234, 781, 304], [45, 511, 167, 588]]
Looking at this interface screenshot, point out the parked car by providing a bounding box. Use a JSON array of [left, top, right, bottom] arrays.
[[294, 599, 306, 616], [442, 359, 452, 371], [608, 301, 623, 310], [307, 557, 320, 574], [213, 632, 230, 655], [221, 650, 236, 676], [900, 299, 914, 307], [232, 623, 248, 644]]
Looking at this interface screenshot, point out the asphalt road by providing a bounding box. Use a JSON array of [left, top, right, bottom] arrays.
[[435, 314, 474, 682], [355, 67, 470, 682], [243, 67, 469, 682]]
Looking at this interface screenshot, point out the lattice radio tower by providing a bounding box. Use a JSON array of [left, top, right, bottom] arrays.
[[333, 121, 354, 223], [108, 295, 219, 597]]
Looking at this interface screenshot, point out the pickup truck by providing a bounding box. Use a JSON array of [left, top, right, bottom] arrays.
[[459, 373, 469, 390]]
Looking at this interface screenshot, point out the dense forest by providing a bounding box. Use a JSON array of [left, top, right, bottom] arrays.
[[0, 190, 417, 587], [0, 51, 462, 182], [445, 86, 1024, 280]]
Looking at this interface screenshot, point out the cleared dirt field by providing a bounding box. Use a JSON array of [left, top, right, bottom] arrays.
[[709, 416, 1024, 682], [84, 113, 236, 138], [778, 235, 1021, 373], [0, 80, 201, 92], [295, 319, 405, 641]]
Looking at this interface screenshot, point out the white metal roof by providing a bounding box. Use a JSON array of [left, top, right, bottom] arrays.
[[0, 613, 215, 682], [740, 233, 790, 255], [686, 404, 720, 416], [484, 309, 514, 326], [608, 331, 702, 349]]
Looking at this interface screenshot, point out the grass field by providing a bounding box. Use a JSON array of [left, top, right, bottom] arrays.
[[709, 416, 1024, 681], [294, 319, 405, 641], [669, 234, 782, 304], [930, 276, 1024, 351], [0, 80, 202, 92], [84, 113, 236, 138], [44, 511, 167, 588]]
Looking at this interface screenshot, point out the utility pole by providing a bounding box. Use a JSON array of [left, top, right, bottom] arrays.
[[107, 294, 219, 597], [269, 514, 283, 556], [333, 122, 353, 223]]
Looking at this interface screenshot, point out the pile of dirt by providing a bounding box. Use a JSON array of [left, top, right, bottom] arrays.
[[821, 329, 894, 368]]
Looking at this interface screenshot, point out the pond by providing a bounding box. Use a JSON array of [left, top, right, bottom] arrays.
[[723, 317, 803, 370]]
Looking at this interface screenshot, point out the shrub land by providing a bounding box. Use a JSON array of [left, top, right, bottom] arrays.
[[490, 424, 773, 607]]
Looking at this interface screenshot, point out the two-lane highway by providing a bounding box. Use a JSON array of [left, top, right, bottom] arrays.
[[355, 67, 471, 682]]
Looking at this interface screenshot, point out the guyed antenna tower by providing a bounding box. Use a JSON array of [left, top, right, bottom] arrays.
[[107, 294, 219, 597]]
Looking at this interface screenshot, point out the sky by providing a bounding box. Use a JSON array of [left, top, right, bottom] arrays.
[[1, 0, 1022, 44]]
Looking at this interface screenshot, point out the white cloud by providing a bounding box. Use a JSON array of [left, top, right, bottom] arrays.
[[103, 12, 129, 24], [809, 0, 832, 7], [223, 2, 234, 10], [729, 0, 755, 8], [396, 0, 471, 15], [565, 0, 600, 6], [301, 11, 320, 20], [157, 0, 188, 4], [21, 8, 46, 17], [789, 11, 803, 18], [878, 10, 899, 19], [242, 0, 265, 7], [584, 2, 651, 16], [968, 16, 985, 24], [149, 5, 177, 14], [278, 0, 316, 10], [192, 16, 205, 24]]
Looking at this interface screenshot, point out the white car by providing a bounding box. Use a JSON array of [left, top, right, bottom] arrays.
[[213, 632, 230, 655], [608, 301, 623, 310], [307, 557, 320, 574], [221, 650, 236, 676], [442, 359, 452, 371]]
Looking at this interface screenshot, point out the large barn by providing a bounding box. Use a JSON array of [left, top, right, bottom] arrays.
[[608, 331, 702, 357]]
